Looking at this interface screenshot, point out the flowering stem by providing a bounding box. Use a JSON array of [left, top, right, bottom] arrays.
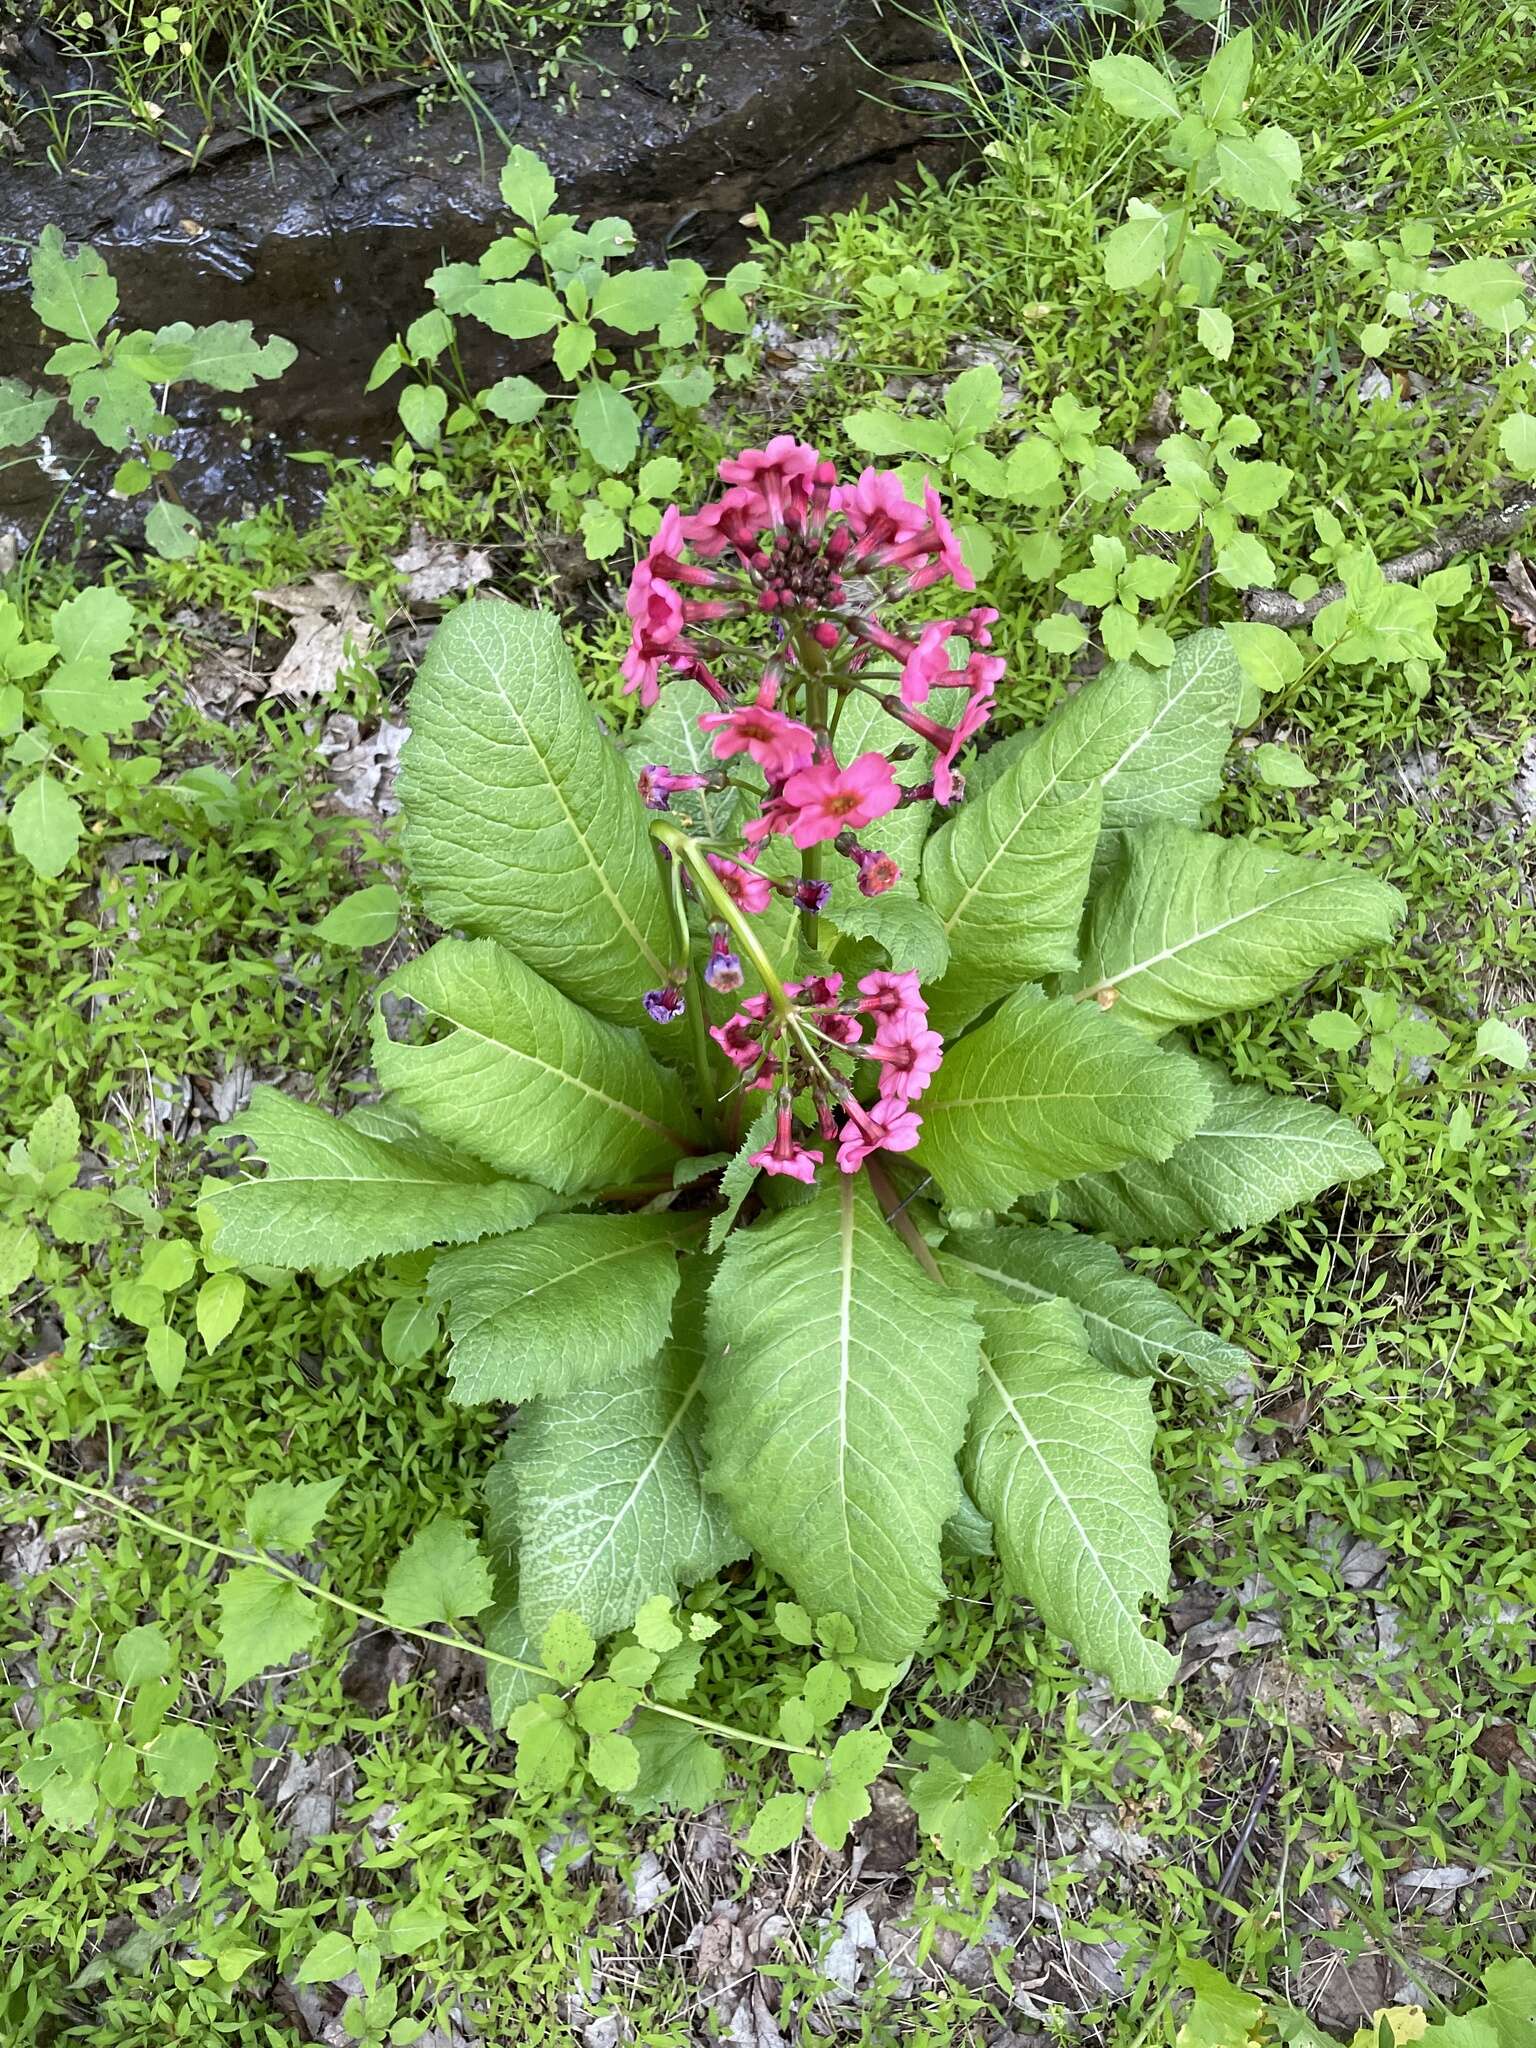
[[801, 840, 824, 952], [865, 1158, 944, 1285], [683, 959, 720, 1131], [651, 820, 792, 1023]]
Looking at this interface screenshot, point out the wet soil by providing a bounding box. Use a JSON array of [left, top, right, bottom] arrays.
[[0, 0, 1083, 532]]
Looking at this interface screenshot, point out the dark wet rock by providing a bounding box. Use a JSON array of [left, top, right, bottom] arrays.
[[0, 0, 1085, 533]]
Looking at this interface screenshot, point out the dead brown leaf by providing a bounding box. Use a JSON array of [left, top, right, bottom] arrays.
[[1491, 549, 1536, 647], [390, 525, 495, 605], [253, 573, 376, 700]]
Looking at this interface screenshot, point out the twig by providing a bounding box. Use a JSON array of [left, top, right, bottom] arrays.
[[1243, 484, 1536, 627]]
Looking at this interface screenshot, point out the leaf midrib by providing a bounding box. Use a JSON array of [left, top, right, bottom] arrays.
[[464, 630, 667, 979], [1079, 867, 1354, 1000], [409, 993, 690, 1150]]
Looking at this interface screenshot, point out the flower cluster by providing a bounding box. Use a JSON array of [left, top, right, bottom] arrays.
[[702, 969, 942, 1182], [627, 435, 1000, 1186]]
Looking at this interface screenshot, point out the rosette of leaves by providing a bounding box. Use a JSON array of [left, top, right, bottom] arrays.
[[203, 603, 1400, 1702]]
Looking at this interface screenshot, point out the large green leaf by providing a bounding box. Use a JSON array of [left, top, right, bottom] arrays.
[[430, 1213, 696, 1402], [1060, 628, 1244, 830], [399, 601, 672, 1024], [1073, 823, 1403, 1032], [371, 938, 698, 1193], [920, 742, 1103, 1033], [201, 1087, 548, 1271], [705, 1175, 981, 1660], [1048, 1063, 1382, 1242], [484, 1257, 744, 1637], [913, 985, 1211, 1213], [957, 1289, 1176, 1698], [944, 1223, 1247, 1384]]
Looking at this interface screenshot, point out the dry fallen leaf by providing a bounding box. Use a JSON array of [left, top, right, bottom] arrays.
[[390, 525, 495, 605], [1491, 548, 1536, 647], [253, 574, 376, 700]]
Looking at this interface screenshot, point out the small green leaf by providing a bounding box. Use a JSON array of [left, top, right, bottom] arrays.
[[144, 499, 201, 559], [1306, 1010, 1363, 1052], [9, 772, 84, 879], [30, 225, 118, 342], [1088, 53, 1182, 122], [1196, 305, 1234, 360], [141, 1238, 198, 1292], [507, 1695, 581, 1791], [586, 1730, 641, 1792], [398, 383, 447, 447], [296, 1932, 359, 1985], [28, 1094, 80, 1174], [145, 1323, 188, 1395], [245, 1476, 343, 1551], [634, 1595, 684, 1653], [313, 883, 400, 949], [216, 1567, 319, 1694], [1473, 1017, 1529, 1070], [382, 1517, 495, 1628], [540, 1610, 596, 1684], [196, 1272, 246, 1354], [1497, 411, 1536, 477], [142, 1724, 218, 1799], [773, 1601, 815, 1646], [499, 146, 557, 225], [0, 376, 58, 448], [655, 364, 715, 409], [482, 375, 547, 424], [114, 1624, 174, 1686], [745, 1790, 807, 1856], [571, 379, 641, 471], [1252, 742, 1316, 787]]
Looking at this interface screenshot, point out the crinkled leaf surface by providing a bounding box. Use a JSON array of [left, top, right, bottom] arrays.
[[372, 938, 697, 1192], [913, 985, 1211, 1212], [399, 601, 672, 1023], [705, 1175, 981, 1660], [958, 1289, 1176, 1698], [430, 1213, 695, 1402], [1048, 1062, 1382, 1242], [1074, 823, 1404, 1032], [921, 737, 1103, 1033], [201, 1087, 548, 1271], [945, 1223, 1247, 1383], [1068, 628, 1244, 830], [485, 1256, 744, 1638]]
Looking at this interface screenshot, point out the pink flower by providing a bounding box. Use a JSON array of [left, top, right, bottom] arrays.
[[858, 969, 926, 1024], [751, 1103, 822, 1184], [681, 485, 764, 561], [851, 846, 901, 897], [698, 701, 816, 782], [776, 751, 901, 849], [711, 1014, 762, 1069], [930, 689, 994, 805], [899, 620, 957, 707], [636, 762, 710, 810], [835, 468, 930, 549], [621, 558, 686, 706], [871, 1010, 944, 1101], [909, 485, 973, 593], [707, 853, 773, 916], [718, 437, 823, 531], [835, 1094, 923, 1172]]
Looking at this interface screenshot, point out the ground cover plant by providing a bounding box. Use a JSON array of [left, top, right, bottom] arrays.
[[14, 0, 667, 152], [2, 1, 1535, 2042]]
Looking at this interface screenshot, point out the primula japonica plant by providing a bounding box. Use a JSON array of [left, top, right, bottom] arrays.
[[204, 439, 1403, 1703]]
